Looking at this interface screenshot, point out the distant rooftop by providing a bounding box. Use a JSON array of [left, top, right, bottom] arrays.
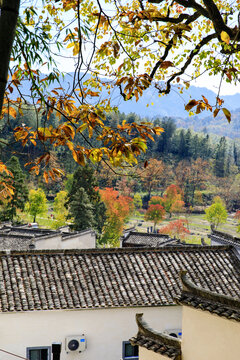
[[210, 230, 240, 246], [0, 224, 94, 250], [210, 230, 240, 260], [122, 231, 181, 248]]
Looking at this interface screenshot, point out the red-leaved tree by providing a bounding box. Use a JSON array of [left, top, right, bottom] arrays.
[[159, 219, 190, 240], [234, 210, 240, 220], [148, 185, 184, 218]]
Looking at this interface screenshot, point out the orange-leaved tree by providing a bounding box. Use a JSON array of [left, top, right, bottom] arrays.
[[99, 188, 133, 246], [145, 204, 165, 232], [159, 219, 190, 240], [149, 185, 184, 218], [163, 185, 185, 218]]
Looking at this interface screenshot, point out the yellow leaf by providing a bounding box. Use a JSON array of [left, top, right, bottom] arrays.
[[134, 89, 139, 102], [66, 141, 74, 151], [213, 108, 220, 118], [222, 107, 231, 123], [76, 123, 88, 133], [221, 31, 230, 45], [9, 107, 17, 118], [30, 139, 36, 146], [67, 42, 74, 49], [73, 43, 79, 56]]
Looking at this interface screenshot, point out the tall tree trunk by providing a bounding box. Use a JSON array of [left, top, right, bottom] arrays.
[[0, 0, 20, 115]]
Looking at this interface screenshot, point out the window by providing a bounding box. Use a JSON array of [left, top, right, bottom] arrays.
[[122, 341, 138, 360], [27, 347, 51, 360]]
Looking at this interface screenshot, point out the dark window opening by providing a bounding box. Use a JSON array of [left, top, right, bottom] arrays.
[[123, 341, 139, 360], [27, 347, 50, 360]]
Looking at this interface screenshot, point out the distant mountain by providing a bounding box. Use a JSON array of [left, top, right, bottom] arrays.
[[117, 85, 240, 119], [11, 72, 240, 116], [175, 108, 240, 139], [10, 72, 240, 137]]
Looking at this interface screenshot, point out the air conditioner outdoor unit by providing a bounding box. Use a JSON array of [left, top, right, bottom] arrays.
[[163, 329, 182, 338], [65, 335, 86, 353]]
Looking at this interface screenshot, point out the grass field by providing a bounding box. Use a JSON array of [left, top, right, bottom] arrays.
[[17, 205, 239, 246], [126, 212, 239, 245]]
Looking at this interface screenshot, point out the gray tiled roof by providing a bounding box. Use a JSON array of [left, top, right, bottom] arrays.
[[0, 225, 88, 250], [131, 334, 181, 359], [0, 226, 56, 251], [210, 230, 240, 247], [176, 271, 240, 322], [122, 231, 180, 247], [0, 246, 239, 312], [130, 314, 181, 360]]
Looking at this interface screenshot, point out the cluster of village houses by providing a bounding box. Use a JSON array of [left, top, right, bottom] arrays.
[[0, 222, 239, 360]]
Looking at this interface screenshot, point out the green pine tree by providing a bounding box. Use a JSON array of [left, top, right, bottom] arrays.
[[0, 156, 29, 221], [214, 137, 227, 177], [69, 188, 95, 231], [66, 165, 106, 234]]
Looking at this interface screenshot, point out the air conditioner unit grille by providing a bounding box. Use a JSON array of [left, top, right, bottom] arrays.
[[65, 335, 86, 353]]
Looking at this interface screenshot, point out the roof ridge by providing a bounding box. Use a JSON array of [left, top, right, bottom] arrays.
[[128, 231, 170, 238], [135, 313, 181, 348], [178, 271, 240, 309], [0, 245, 233, 256], [212, 230, 240, 243]]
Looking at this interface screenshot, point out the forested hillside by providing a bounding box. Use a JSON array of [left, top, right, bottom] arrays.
[[1, 107, 240, 245], [176, 108, 240, 139]]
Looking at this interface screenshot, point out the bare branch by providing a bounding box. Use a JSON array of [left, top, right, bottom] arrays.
[[157, 33, 217, 94]]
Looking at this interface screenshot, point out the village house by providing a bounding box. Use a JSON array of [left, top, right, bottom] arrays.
[[0, 245, 239, 360], [210, 229, 240, 258], [130, 271, 240, 360], [121, 231, 181, 248], [0, 225, 96, 250]]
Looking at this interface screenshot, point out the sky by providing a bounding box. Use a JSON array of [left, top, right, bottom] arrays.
[[192, 74, 240, 96], [53, 54, 240, 96]]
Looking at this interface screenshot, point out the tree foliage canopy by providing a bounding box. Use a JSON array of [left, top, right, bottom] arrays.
[[0, 0, 239, 195], [66, 165, 106, 234], [145, 203, 165, 230], [26, 188, 47, 222], [99, 187, 133, 246], [205, 196, 227, 230], [0, 156, 28, 221]]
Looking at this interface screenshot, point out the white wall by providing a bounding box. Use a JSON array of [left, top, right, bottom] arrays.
[[35, 231, 96, 250], [0, 306, 181, 360], [182, 306, 240, 360], [35, 234, 62, 249], [61, 232, 96, 249]]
